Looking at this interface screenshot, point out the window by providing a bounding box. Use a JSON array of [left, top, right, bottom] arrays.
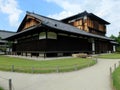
[[47, 32, 57, 39], [39, 32, 46, 39], [74, 21, 78, 26], [14, 40, 18, 43], [79, 20, 83, 25], [58, 33, 68, 36]]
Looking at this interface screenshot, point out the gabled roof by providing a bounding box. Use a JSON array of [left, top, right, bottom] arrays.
[[26, 11, 112, 40], [5, 11, 113, 41], [0, 30, 15, 43], [61, 11, 110, 24]]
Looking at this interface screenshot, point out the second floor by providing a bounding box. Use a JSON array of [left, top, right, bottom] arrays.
[[62, 11, 110, 36]]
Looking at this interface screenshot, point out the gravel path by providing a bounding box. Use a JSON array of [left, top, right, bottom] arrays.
[[0, 59, 120, 90]]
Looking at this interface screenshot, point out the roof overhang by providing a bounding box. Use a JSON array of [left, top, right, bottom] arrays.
[[110, 41, 119, 45], [4, 24, 42, 40], [4, 11, 112, 42]]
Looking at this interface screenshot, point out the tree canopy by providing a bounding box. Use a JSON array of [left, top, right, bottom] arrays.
[[110, 33, 120, 52], [110, 33, 120, 44]]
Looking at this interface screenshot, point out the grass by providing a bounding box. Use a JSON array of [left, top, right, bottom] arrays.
[[98, 53, 120, 59], [112, 67, 120, 90], [0, 87, 3, 90], [99, 53, 120, 90], [0, 55, 96, 73]]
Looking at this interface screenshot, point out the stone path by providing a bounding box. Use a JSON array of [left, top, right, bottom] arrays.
[[0, 59, 120, 90]]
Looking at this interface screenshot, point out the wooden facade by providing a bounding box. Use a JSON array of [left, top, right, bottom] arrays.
[[64, 13, 108, 36], [20, 16, 40, 31], [0, 30, 15, 53], [12, 31, 113, 57], [5, 11, 116, 57]]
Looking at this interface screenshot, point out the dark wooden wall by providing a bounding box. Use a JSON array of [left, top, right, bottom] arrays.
[[13, 40, 46, 51], [95, 40, 113, 53], [13, 35, 92, 53], [12, 32, 113, 55], [46, 35, 92, 53]]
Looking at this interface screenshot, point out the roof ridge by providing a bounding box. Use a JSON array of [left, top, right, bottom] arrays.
[[26, 11, 62, 22], [27, 11, 87, 33], [26, 11, 111, 37], [14, 11, 112, 41], [61, 10, 88, 21]]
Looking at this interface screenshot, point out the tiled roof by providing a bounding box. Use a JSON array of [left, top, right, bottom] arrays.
[[5, 11, 113, 41], [26, 11, 112, 40], [61, 11, 110, 24], [0, 30, 15, 39]]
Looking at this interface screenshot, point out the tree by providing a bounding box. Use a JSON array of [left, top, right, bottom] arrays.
[[110, 34, 117, 40], [110, 33, 120, 52]]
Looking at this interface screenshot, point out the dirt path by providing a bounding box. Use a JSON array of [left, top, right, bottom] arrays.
[[0, 59, 120, 90]]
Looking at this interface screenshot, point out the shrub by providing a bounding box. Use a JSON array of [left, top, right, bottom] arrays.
[[116, 46, 120, 53]]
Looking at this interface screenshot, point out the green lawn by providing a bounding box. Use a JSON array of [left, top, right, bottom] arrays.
[[0, 87, 3, 90], [98, 53, 120, 59], [112, 67, 120, 90], [0, 55, 96, 73]]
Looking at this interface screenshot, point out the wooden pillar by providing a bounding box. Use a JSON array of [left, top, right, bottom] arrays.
[[44, 53, 46, 59], [26, 52, 27, 57], [113, 45, 116, 52], [92, 39, 95, 54], [21, 52, 23, 56], [9, 79, 12, 90]]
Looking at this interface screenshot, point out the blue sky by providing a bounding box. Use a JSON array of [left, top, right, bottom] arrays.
[[0, 0, 120, 36]]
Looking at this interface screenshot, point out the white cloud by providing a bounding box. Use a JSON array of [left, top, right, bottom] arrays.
[[45, 0, 120, 36], [0, 0, 22, 27], [48, 11, 74, 20], [47, 0, 83, 20]]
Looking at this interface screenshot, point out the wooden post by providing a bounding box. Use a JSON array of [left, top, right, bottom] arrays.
[[74, 64, 77, 71], [88, 61, 90, 67], [110, 67, 112, 75], [26, 52, 27, 57], [95, 57, 98, 63], [92, 39, 95, 54], [11, 65, 14, 72], [119, 61, 120, 66], [32, 67, 34, 73], [21, 52, 23, 56], [44, 53, 45, 59], [36, 54, 38, 58], [114, 63, 116, 70], [56, 66, 59, 73], [9, 79, 12, 90]]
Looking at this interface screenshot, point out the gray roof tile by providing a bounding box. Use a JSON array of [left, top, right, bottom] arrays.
[[0, 30, 15, 39], [5, 12, 113, 41], [27, 12, 112, 40]]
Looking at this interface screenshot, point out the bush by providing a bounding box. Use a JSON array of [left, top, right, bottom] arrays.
[[0, 87, 3, 90], [116, 46, 120, 52]]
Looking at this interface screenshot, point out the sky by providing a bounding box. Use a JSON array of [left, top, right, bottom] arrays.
[[0, 0, 120, 36]]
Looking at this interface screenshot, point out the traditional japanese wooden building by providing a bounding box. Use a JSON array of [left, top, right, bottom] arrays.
[[0, 30, 15, 53], [5, 11, 117, 57]]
